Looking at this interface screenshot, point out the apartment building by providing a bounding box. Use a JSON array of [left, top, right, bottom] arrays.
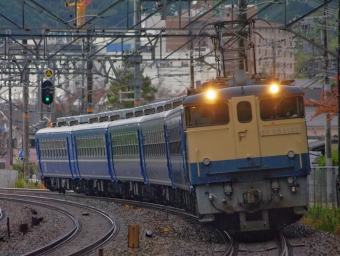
[[254, 22, 296, 80]]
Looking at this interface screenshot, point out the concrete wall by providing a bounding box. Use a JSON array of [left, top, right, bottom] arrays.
[[0, 169, 18, 188]]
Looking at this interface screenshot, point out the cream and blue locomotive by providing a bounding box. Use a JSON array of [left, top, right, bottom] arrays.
[[35, 80, 310, 232], [184, 82, 309, 231]]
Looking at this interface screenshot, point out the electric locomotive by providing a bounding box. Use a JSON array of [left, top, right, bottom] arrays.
[[183, 78, 310, 232]]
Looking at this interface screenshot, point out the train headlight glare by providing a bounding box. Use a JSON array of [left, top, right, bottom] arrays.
[[203, 158, 211, 166], [287, 150, 295, 158], [206, 90, 216, 100], [269, 84, 279, 93]]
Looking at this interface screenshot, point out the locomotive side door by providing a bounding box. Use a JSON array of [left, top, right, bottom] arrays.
[[230, 95, 261, 168]]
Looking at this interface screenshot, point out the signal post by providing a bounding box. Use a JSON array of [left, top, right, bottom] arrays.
[[41, 68, 55, 124]]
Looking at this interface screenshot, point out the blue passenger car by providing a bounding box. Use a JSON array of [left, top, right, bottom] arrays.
[[107, 117, 145, 183], [139, 111, 172, 187], [164, 107, 191, 191], [35, 126, 77, 181], [71, 122, 113, 180]]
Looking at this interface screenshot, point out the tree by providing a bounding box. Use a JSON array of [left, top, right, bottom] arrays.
[[304, 86, 338, 120], [106, 60, 157, 109], [53, 92, 80, 117], [91, 86, 109, 112], [53, 86, 108, 117], [13, 163, 38, 177], [0, 127, 9, 158], [0, 112, 9, 159]]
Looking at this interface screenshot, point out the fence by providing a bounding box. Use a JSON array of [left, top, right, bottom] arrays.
[[308, 166, 340, 206]]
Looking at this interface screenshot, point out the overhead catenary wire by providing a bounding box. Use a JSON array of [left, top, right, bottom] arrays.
[[1, 0, 338, 102]]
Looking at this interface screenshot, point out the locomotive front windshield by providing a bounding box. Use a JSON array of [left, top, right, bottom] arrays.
[[185, 103, 229, 127], [260, 96, 304, 120]]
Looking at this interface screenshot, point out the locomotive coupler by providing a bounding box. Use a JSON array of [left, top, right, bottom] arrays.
[[243, 188, 262, 205]]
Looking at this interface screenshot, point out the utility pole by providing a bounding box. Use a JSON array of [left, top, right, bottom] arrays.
[[271, 36, 277, 78], [86, 26, 93, 114], [134, 0, 142, 107], [336, 0, 340, 207], [8, 80, 13, 167], [189, 0, 194, 90], [22, 39, 30, 186], [323, 2, 331, 166], [81, 61, 85, 114], [7, 29, 13, 168], [323, 1, 332, 206], [37, 73, 43, 121], [238, 0, 247, 71]]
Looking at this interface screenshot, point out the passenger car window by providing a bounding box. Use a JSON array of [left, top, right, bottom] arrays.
[[237, 101, 252, 123], [185, 103, 229, 127]]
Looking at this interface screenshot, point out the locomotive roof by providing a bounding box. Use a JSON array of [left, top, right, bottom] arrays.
[[183, 84, 304, 105]]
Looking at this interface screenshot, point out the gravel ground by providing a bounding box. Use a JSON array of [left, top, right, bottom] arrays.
[[1, 196, 340, 256], [0, 199, 71, 256], [280, 222, 340, 255]]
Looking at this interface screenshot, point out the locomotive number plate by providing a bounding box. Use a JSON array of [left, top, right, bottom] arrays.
[[261, 126, 300, 136]]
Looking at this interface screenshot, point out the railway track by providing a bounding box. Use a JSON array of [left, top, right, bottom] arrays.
[[0, 188, 198, 219], [210, 219, 310, 256], [232, 232, 289, 256], [0, 189, 309, 255], [0, 192, 118, 255], [0, 188, 201, 254], [219, 230, 307, 256]]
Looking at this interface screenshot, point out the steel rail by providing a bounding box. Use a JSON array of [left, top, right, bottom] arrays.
[[279, 232, 289, 256], [0, 194, 79, 256], [0, 191, 118, 256]]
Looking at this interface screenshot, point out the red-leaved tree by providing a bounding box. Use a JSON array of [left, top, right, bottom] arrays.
[[304, 87, 339, 120]]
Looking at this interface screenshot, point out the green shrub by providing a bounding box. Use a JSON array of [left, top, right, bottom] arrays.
[[318, 150, 338, 166], [12, 163, 23, 173], [301, 204, 340, 235], [12, 163, 39, 178], [28, 181, 40, 189], [29, 163, 38, 176], [15, 178, 25, 188]]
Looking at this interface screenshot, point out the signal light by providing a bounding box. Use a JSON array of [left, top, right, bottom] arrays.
[[41, 80, 54, 105]]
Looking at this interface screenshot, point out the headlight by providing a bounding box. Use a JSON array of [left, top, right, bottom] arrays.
[[287, 150, 295, 158], [206, 90, 216, 100], [203, 158, 211, 166], [269, 84, 279, 93], [287, 176, 294, 184]]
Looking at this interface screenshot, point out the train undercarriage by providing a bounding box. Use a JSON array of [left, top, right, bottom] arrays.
[[43, 177, 307, 233], [43, 177, 197, 214]]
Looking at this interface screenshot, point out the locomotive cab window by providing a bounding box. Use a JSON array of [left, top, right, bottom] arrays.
[[185, 103, 229, 127], [260, 96, 304, 121], [237, 101, 252, 123]]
